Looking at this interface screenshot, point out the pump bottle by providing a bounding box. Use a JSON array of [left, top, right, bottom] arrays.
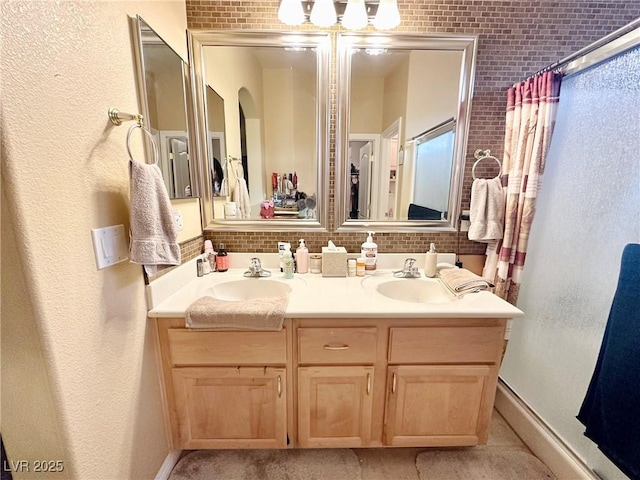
[[361, 231, 378, 275], [296, 239, 309, 273]]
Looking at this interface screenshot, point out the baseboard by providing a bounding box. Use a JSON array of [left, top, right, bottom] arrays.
[[154, 450, 182, 480], [495, 379, 598, 480]]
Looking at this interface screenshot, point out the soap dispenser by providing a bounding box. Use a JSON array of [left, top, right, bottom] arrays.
[[425, 243, 437, 278], [296, 239, 309, 273], [361, 231, 378, 275]]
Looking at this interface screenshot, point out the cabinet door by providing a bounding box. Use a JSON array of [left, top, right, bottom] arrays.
[[298, 366, 374, 447], [385, 365, 493, 447], [172, 367, 286, 449]]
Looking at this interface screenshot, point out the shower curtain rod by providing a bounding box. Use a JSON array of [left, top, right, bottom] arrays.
[[527, 17, 640, 80]]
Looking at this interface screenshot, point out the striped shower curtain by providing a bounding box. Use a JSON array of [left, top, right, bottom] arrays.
[[483, 71, 562, 304]]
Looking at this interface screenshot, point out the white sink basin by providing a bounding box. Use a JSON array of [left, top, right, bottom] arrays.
[[371, 278, 454, 304], [203, 279, 292, 301]]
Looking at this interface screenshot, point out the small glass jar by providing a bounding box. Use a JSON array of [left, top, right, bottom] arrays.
[[347, 259, 356, 277], [309, 254, 322, 274], [356, 258, 366, 277]]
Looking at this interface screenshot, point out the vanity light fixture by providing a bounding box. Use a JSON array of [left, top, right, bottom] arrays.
[[341, 0, 368, 30], [277, 0, 401, 30], [278, 0, 306, 25], [310, 0, 337, 27], [373, 0, 400, 30]]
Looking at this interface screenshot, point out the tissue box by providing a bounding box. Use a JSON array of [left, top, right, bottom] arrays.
[[321, 246, 347, 277]]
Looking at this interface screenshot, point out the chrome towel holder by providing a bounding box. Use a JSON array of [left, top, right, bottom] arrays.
[[472, 149, 502, 180], [108, 107, 143, 126]]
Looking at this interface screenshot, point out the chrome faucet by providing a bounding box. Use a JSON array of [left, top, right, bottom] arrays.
[[244, 257, 272, 277], [393, 258, 421, 278]]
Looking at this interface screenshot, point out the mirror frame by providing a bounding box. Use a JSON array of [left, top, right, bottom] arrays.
[[187, 30, 331, 232], [335, 33, 478, 232], [131, 15, 195, 197]]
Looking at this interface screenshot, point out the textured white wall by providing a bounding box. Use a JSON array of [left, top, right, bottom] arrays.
[[1, 1, 187, 478]]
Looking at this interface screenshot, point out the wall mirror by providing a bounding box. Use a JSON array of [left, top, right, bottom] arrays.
[[335, 33, 477, 232], [188, 31, 330, 231], [132, 15, 193, 199]]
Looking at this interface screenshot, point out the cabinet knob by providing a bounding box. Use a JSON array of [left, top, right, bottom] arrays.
[[392, 373, 397, 394], [277, 375, 282, 398], [366, 373, 371, 395]]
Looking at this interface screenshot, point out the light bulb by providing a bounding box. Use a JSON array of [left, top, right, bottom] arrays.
[[278, 0, 305, 26], [341, 0, 368, 30], [310, 0, 337, 27], [373, 0, 400, 30]]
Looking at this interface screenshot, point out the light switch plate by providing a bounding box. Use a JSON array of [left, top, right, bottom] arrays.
[[91, 224, 129, 270]]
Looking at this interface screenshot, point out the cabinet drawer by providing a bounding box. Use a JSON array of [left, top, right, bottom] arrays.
[[298, 328, 377, 364], [168, 329, 287, 366], [388, 326, 503, 364]]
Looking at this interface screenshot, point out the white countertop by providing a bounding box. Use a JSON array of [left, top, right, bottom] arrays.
[[147, 255, 523, 320]]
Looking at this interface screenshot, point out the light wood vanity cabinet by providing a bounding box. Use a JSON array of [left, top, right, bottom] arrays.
[[296, 327, 378, 447], [155, 318, 289, 449], [155, 317, 506, 450]]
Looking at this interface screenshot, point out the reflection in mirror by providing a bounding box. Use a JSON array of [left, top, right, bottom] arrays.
[[188, 31, 330, 231], [336, 33, 477, 232], [132, 16, 192, 199], [205, 86, 226, 197]]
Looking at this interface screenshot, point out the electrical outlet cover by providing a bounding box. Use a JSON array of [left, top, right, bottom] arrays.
[[460, 209, 471, 232], [174, 210, 184, 231]]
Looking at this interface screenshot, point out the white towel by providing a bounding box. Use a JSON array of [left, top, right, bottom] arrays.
[[233, 177, 251, 219], [129, 159, 181, 276], [439, 268, 494, 297], [468, 177, 504, 242], [186, 293, 289, 331]]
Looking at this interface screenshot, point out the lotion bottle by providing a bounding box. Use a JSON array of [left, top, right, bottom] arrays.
[[296, 239, 309, 273], [361, 231, 378, 275], [425, 243, 438, 278], [283, 247, 294, 279], [216, 243, 229, 272]]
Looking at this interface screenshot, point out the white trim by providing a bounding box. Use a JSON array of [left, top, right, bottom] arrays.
[[154, 450, 182, 480], [494, 379, 599, 480]]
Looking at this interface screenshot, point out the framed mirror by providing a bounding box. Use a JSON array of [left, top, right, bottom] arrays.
[[131, 15, 193, 199], [188, 31, 330, 231], [335, 33, 477, 232]]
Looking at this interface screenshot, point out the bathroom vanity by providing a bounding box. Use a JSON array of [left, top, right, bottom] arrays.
[[148, 258, 522, 451]]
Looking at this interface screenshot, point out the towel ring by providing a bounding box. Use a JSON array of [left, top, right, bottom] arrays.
[[472, 149, 502, 180], [127, 123, 159, 165]]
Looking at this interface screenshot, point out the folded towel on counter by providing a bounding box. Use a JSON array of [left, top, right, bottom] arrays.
[[577, 244, 640, 480], [439, 268, 494, 296], [129, 159, 180, 276], [186, 293, 289, 331], [468, 177, 504, 242]]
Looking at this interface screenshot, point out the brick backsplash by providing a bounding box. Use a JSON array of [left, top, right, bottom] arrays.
[[180, 0, 639, 257]]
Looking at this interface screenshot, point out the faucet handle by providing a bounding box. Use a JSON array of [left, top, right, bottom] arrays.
[[404, 258, 417, 270], [250, 257, 262, 272]]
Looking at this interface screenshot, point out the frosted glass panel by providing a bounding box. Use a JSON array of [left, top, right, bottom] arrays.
[[500, 45, 640, 479], [413, 129, 455, 216]]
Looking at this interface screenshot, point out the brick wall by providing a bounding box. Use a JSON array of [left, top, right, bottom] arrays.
[[185, 0, 639, 255]]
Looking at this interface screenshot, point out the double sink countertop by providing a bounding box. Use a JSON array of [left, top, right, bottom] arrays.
[[147, 253, 524, 320]]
